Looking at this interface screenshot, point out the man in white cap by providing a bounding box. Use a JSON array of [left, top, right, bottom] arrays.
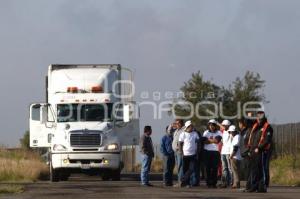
[[203, 119, 223, 188], [172, 119, 185, 187], [220, 119, 232, 188], [178, 120, 200, 188], [228, 125, 242, 189]]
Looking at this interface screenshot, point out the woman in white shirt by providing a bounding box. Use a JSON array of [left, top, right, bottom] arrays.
[[203, 119, 222, 188], [178, 121, 199, 188]]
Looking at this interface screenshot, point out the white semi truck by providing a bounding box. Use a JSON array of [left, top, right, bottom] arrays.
[[29, 64, 139, 182]]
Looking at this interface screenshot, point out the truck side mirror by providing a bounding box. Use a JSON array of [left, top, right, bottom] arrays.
[[123, 104, 130, 123], [114, 102, 138, 123], [40, 105, 48, 124]]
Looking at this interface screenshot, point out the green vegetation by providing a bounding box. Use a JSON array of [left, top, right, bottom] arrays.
[[270, 154, 300, 186]]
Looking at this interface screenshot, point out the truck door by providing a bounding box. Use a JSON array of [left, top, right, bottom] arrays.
[[29, 103, 54, 148], [115, 102, 140, 146]]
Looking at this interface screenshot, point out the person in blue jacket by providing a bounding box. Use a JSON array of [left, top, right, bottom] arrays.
[[160, 124, 176, 186]]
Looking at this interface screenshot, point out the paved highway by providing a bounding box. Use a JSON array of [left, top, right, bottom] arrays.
[[1, 175, 300, 199]]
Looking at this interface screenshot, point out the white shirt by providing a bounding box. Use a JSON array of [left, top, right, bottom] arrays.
[[230, 134, 242, 160], [178, 131, 199, 156], [203, 130, 223, 151], [221, 130, 232, 155]]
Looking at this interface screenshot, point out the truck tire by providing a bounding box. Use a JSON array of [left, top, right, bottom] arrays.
[[50, 167, 60, 182], [111, 169, 121, 181], [59, 170, 70, 181], [101, 173, 110, 181], [49, 160, 59, 182]]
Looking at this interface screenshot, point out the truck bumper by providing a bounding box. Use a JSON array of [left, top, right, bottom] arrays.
[[51, 152, 120, 170]]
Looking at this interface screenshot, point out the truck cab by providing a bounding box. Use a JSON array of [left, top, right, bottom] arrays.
[[29, 64, 139, 181]]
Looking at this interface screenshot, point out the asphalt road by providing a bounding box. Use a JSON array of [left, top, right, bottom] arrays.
[[1, 175, 300, 199]]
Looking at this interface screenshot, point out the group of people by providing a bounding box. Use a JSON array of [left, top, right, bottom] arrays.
[[139, 110, 273, 193]]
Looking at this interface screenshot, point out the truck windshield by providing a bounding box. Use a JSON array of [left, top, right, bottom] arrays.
[[57, 104, 113, 122]]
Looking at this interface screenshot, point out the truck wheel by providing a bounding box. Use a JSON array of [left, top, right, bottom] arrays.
[[102, 173, 110, 181], [59, 170, 70, 181], [101, 169, 111, 181], [111, 169, 121, 181], [50, 167, 60, 182], [50, 161, 59, 182]]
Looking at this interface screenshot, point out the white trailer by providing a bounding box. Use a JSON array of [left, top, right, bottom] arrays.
[[29, 64, 139, 181]]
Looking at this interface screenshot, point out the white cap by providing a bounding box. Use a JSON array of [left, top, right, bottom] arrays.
[[222, 120, 231, 126], [184, 120, 192, 130], [228, 125, 236, 132], [208, 119, 218, 125]]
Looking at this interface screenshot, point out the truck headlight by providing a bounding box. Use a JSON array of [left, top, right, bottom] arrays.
[[105, 143, 119, 150], [53, 144, 67, 151]]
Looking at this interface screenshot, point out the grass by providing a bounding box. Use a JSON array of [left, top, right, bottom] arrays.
[[0, 185, 24, 194], [0, 148, 49, 182], [270, 154, 300, 186]]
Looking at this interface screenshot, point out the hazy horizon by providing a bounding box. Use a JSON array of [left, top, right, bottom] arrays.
[[1, 0, 300, 146]]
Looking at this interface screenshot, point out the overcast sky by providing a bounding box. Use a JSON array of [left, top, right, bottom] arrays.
[[1, 0, 300, 146]]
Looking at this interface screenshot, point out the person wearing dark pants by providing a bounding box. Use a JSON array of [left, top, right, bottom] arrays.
[[246, 110, 273, 193], [239, 118, 251, 190], [178, 121, 199, 188], [182, 155, 197, 186], [204, 150, 221, 188], [248, 152, 264, 192], [190, 130, 203, 186], [203, 119, 223, 188], [199, 153, 206, 181], [190, 157, 200, 186], [262, 150, 272, 187], [140, 126, 155, 186], [160, 125, 176, 186], [257, 112, 273, 188], [162, 155, 175, 186]]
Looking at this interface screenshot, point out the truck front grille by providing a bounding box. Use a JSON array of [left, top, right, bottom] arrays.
[[70, 132, 101, 147]]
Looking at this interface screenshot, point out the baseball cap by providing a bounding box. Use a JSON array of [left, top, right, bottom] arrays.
[[228, 125, 236, 132], [184, 120, 192, 130], [208, 119, 218, 125], [221, 120, 231, 126]]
